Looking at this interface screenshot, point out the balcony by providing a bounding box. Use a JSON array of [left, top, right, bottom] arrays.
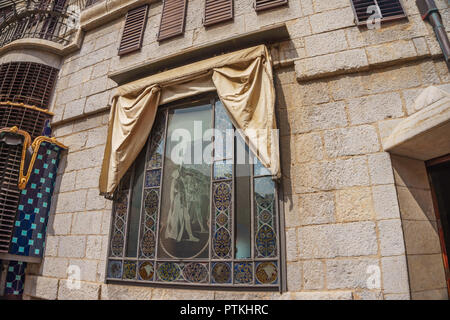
[[0, 0, 87, 54], [84, 0, 102, 8]]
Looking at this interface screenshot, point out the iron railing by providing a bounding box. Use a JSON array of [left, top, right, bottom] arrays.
[[84, 0, 102, 8], [0, 0, 88, 47]]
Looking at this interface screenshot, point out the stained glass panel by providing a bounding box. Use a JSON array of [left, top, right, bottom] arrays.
[[138, 261, 154, 281], [211, 262, 232, 284], [107, 97, 280, 289], [183, 262, 209, 283], [147, 111, 166, 169], [139, 189, 158, 258], [156, 262, 182, 282], [254, 177, 277, 258], [123, 260, 137, 280], [145, 169, 161, 188], [234, 262, 253, 284], [107, 260, 122, 279], [110, 191, 128, 257], [212, 181, 232, 260], [255, 261, 278, 285]]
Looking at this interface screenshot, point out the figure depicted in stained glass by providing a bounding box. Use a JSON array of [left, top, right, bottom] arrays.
[[185, 170, 208, 234], [165, 165, 199, 242], [159, 105, 212, 259]]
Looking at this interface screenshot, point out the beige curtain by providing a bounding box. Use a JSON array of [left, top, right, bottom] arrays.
[[213, 54, 279, 180], [100, 86, 161, 196], [100, 45, 280, 196]]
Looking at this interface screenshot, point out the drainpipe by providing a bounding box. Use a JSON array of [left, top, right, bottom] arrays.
[[416, 0, 450, 67]]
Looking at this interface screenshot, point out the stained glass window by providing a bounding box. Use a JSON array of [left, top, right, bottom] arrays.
[[107, 96, 281, 289]]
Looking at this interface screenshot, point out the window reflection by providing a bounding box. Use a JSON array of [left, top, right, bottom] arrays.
[[125, 148, 145, 257], [158, 104, 212, 259], [235, 134, 252, 259]]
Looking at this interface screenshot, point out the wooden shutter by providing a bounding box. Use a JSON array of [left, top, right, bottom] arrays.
[[0, 62, 59, 110], [0, 134, 22, 254], [204, 0, 233, 27], [350, 0, 406, 25], [254, 0, 288, 12], [118, 5, 148, 56], [158, 0, 187, 41]]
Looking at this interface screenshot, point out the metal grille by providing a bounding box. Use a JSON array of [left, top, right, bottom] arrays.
[[0, 134, 22, 253], [204, 0, 233, 27], [0, 103, 52, 140], [157, 0, 187, 41], [254, 0, 288, 12], [118, 5, 148, 56], [350, 0, 406, 25], [0, 62, 59, 110]]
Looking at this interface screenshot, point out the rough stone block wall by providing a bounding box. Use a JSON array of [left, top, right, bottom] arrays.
[[19, 0, 450, 299]]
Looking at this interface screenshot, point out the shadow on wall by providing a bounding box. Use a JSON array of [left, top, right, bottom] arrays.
[[45, 149, 68, 254], [272, 64, 295, 292]]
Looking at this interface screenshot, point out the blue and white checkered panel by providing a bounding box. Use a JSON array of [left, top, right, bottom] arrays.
[[4, 260, 27, 296], [9, 142, 62, 258]]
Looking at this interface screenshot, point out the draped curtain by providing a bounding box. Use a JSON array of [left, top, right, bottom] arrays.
[[100, 45, 280, 197]]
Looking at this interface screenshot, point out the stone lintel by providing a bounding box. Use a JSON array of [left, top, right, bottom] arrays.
[[384, 86, 450, 161]]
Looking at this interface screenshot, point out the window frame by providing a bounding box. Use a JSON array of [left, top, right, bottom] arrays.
[[105, 93, 285, 291], [426, 154, 450, 297]]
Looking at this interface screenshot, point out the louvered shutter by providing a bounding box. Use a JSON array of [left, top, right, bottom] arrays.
[[254, 0, 288, 12], [0, 134, 22, 253], [350, 0, 406, 25], [158, 0, 187, 41], [204, 0, 233, 27], [0, 62, 58, 110], [118, 5, 149, 56]]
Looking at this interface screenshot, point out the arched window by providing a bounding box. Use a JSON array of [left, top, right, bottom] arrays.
[[106, 94, 281, 289]]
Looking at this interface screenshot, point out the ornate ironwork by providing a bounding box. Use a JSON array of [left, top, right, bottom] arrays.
[[0, 0, 88, 47]]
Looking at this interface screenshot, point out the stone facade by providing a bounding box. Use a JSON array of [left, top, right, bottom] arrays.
[[3, 0, 448, 300]]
